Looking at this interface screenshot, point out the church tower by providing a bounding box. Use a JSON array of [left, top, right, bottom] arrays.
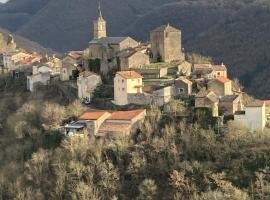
[[93, 2, 106, 40]]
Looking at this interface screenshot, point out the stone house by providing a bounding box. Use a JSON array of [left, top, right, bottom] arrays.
[[89, 37, 138, 74], [60, 51, 82, 81], [234, 100, 266, 131], [150, 24, 184, 63], [178, 61, 192, 76], [77, 71, 101, 101], [195, 90, 219, 117], [151, 85, 173, 106], [27, 66, 50, 92], [97, 109, 146, 138], [114, 71, 143, 106], [192, 63, 227, 79], [79, 111, 111, 135], [174, 77, 193, 96], [192, 64, 214, 79], [212, 64, 227, 78], [218, 95, 243, 115], [118, 48, 150, 70], [207, 77, 232, 96]]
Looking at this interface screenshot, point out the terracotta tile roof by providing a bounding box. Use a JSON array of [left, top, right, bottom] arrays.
[[67, 51, 83, 59], [265, 100, 270, 107], [246, 100, 265, 107], [215, 76, 231, 84], [109, 109, 145, 120], [117, 71, 143, 79], [97, 123, 131, 137], [79, 71, 97, 78], [79, 111, 110, 120]]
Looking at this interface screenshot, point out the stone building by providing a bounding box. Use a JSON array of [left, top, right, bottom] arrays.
[[77, 71, 102, 101], [218, 95, 243, 115], [192, 63, 228, 79], [27, 66, 50, 92], [88, 4, 138, 74], [114, 71, 143, 105], [93, 2, 107, 40], [195, 90, 219, 117], [60, 51, 82, 81], [174, 77, 193, 96], [150, 24, 184, 63], [118, 48, 150, 70], [207, 77, 232, 96]]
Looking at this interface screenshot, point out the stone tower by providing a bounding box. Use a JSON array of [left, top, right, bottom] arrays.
[[93, 2, 106, 40], [150, 24, 184, 63]]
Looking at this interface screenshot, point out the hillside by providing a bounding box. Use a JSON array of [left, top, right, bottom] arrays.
[[0, 28, 56, 55], [187, 0, 270, 98], [123, 1, 234, 43]]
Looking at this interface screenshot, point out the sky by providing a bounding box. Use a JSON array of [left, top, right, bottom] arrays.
[[0, 0, 8, 3]]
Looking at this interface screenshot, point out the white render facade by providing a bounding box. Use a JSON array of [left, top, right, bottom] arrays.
[[77, 72, 102, 100], [234, 102, 266, 131]]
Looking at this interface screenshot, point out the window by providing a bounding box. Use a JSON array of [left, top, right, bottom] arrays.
[[122, 88, 124, 91], [137, 79, 140, 83], [179, 88, 184, 93], [122, 80, 124, 83]]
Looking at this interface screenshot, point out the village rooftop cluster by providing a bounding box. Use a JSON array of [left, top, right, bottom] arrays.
[[1, 4, 270, 137]]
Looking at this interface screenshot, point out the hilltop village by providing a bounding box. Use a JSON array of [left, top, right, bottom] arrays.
[[0, 6, 270, 137]]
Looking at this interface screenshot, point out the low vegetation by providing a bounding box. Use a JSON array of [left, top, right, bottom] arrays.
[[0, 76, 269, 199]]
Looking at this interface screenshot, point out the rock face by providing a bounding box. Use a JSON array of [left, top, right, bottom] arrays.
[[0, 33, 16, 52]]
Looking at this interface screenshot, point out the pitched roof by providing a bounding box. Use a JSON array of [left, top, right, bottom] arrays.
[[109, 109, 145, 120], [219, 95, 239, 102], [246, 100, 265, 107], [67, 51, 83, 59], [79, 71, 97, 78], [264, 100, 270, 107], [176, 77, 192, 85], [118, 48, 137, 58], [79, 111, 110, 120], [152, 24, 180, 33], [212, 64, 227, 71], [90, 37, 130, 45], [206, 91, 219, 103], [215, 76, 231, 84], [116, 71, 143, 79]]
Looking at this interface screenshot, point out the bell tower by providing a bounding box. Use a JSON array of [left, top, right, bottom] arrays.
[[93, 1, 107, 40]]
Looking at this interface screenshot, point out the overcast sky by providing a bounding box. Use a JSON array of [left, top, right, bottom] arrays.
[[0, 0, 8, 3]]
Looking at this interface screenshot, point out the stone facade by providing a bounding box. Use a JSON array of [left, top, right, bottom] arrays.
[[119, 50, 150, 70], [207, 77, 232, 96], [218, 95, 242, 115], [150, 25, 184, 63], [174, 78, 193, 96], [93, 5, 106, 40]]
